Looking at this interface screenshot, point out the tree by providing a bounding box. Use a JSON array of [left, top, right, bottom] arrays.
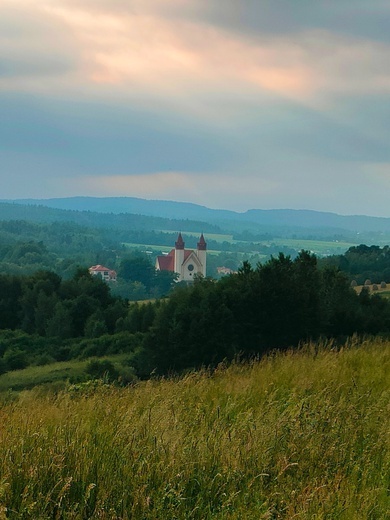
[[46, 302, 74, 339], [0, 275, 22, 330], [118, 254, 155, 291]]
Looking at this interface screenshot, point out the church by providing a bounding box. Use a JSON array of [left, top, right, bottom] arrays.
[[155, 233, 207, 282]]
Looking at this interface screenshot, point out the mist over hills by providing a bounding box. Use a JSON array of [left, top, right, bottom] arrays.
[[4, 196, 390, 236]]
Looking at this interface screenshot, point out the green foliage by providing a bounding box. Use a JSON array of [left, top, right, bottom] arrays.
[[140, 251, 390, 375], [0, 353, 139, 392], [0, 341, 388, 518], [321, 243, 390, 284], [0, 269, 127, 343], [85, 358, 119, 381]]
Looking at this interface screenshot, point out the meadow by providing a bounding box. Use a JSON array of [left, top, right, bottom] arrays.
[[0, 354, 136, 394], [0, 339, 388, 519], [124, 234, 356, 258]]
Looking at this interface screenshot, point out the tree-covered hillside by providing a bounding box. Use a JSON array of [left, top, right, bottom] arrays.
[[321, 244, 390, 284], [1, 252, 390, 384]]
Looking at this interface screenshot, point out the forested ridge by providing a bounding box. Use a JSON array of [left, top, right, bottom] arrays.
[[2, 201, 390, 387], [0, 218, 300, 287]]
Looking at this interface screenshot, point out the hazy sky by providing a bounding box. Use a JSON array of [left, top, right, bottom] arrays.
[[1, 0, 390, 216]]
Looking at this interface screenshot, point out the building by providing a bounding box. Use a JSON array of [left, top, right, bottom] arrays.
[[155, 233, 207, 282], [217, 266, 236, 276], [89, 265, 117, 282]]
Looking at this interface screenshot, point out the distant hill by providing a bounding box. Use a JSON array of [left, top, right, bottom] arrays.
[[0, 201, 222, 234], [4, 196, 390, 235]]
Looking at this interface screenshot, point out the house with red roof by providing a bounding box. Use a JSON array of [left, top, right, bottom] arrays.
[[155, 233, 207, 282], [89, 265, 117, 282]]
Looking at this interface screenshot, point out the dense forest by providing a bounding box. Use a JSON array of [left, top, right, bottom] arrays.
[[320, 244, 390, 285], [1, 251, 390, 382]]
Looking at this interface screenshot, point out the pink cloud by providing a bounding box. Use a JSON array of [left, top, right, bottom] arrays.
[[1, 0, 389, 108]]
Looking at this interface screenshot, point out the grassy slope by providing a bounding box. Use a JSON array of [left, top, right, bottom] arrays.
[[0, 340, 389, 519], [0, 354, 136, 393]]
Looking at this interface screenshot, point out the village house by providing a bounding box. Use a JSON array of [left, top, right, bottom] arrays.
[[89, 265, 117, 282], [155, 233, 207, 282], [217, 266, 236, 276]]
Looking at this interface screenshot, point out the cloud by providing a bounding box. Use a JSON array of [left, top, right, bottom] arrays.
[[1, 0, 390, 217], [2, 0, 388, 109], [0, 2, 80, 85]]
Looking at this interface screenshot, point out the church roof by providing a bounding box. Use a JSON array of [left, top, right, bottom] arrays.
[[156, 250, 175, 271]]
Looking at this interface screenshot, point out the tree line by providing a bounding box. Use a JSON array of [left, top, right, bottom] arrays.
[[1, 251, 389, 378], [320, 244, 390, 285], [138, 251, 390, 375]]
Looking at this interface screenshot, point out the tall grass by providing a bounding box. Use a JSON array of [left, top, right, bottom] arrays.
[[0, 339, 389, 519]]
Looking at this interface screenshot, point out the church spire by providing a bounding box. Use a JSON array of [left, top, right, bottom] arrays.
[[175, 232, 185, 250], [197, 233, 207, 251]]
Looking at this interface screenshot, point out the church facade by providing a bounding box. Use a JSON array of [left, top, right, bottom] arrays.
[[155, 233, 207, 282]]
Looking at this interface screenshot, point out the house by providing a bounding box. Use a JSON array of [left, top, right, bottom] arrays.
[[217, 266, 236, 276], [155, 233, 207, 282], [89, 265, 117, 282]]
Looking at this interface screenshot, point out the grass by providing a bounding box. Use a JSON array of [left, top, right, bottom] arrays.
[[0, 354, 135, 393], [0, 339, 388, 518]]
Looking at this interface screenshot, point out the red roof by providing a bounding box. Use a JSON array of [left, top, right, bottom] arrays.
[[89, 265, 114, 272], [156, 250, 175, 271]]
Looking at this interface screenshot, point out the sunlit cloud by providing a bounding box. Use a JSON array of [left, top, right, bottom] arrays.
[[3, 0, 388, 107], [1, 0, 390, 216]]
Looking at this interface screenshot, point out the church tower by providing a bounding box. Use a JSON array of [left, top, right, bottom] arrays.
[[155, 232, 207, 282], [174, 232, 185, 275], [196, 233, 207, 277]]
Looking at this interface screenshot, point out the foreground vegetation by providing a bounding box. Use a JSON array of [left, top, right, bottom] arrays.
[[3, 251, 390, 382], [0, 340, 388, 519]]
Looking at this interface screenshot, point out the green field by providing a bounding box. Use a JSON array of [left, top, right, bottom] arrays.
[[0, 339, 388, 518], [123, 237, 355, 259], [0, 354, 136, 394], [266, 238, 356, 256], [122, 243, 230, 256]]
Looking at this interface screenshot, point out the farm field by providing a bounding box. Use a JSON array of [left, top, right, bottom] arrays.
[[123, 235, 355, 257], [122, 242, 229, 256], [158, 230, 356, 255], [263, 238, 356, 256], [0, 339, 388, 519]]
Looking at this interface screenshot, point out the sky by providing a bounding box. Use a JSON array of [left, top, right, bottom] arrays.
[[1, 0, 390, 216]]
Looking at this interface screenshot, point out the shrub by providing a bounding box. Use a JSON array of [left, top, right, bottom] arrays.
[[85, 358, 119, 382]]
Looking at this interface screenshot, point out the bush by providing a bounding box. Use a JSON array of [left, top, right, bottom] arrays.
[[85, 359, 119, 382]]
